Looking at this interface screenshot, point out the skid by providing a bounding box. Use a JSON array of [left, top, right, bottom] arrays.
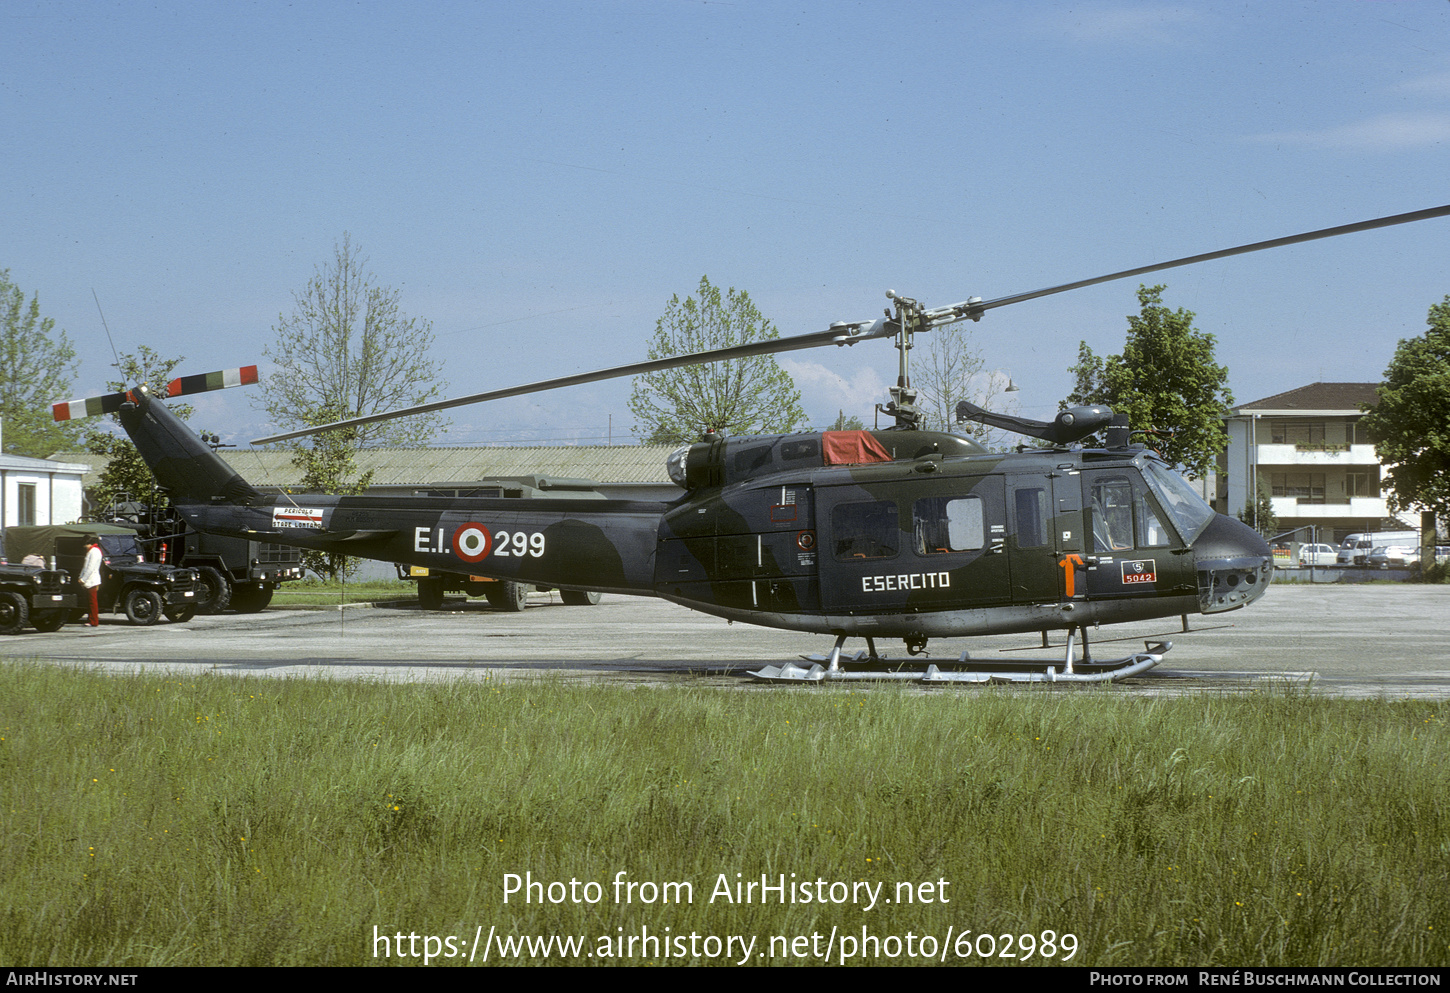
[[749, 636, 1170, 684]]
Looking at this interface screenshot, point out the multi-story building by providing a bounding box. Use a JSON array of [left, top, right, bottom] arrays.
[[1219, 382, 1412, 543]]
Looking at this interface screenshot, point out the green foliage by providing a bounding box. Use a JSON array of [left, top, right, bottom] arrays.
[[0, 269, 84, 457], [259, 234, 446, 450], [825, 409, 865, 431], [1360, 297, 1450, 522], [1066, 340, 1105, 408], [287, 403, 374, 580], [628, 276, 805, 444], [86, 348, 193, 510], [1238, 482, 1278, 537], [1069, 285, 1233, 478], [261, 235, 444, 577]]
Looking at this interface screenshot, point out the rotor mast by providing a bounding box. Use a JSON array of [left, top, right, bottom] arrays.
[[876, 290, 986, 430]]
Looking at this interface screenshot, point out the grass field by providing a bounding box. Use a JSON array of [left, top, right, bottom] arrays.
[[0, 661, 1445, 966], [269, 578, 416, 607]]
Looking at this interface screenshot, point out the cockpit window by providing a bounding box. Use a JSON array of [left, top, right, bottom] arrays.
[[1141, 460, 1215, 544], [1087, 472, 1173, 550]]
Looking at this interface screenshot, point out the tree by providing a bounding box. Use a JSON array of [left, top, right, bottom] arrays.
[[908, 325, 1018, 448], [288, 403, 375, 580], [914, 327, 986, 432], [1067, 285, 1232, 478], [1237, 482, 1278, 538], [1066, 341, 1105, 408], [825, 409, 865, 431], [0, 269, 84, 457], [1359, 296, 1450, 526], [87, 347, 193, 511], [259, 234, 446, 451], [628, 276, 805, 444]]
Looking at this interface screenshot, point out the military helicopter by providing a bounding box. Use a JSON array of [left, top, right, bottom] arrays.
[[61, 204, 1450, 683]]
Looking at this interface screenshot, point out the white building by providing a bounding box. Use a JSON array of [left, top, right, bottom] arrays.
[[0, 453, 89, 532], [1220, 382, 1410, 542]]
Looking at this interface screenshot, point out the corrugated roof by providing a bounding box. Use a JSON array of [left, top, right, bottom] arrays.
[[50, 445, 677, 489], [1234, 382, 1380, 413]]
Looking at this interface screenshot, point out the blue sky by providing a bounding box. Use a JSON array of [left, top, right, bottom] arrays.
[[3, 0, 1448, 449]]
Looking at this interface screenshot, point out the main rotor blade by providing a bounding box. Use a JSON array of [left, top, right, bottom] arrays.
[[970, 203, 1450, 315], [251, 202, 1450, 445], [251, 318, 894, 444]]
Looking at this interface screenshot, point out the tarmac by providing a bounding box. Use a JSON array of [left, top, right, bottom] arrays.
[[2, 582, 1448, 699]]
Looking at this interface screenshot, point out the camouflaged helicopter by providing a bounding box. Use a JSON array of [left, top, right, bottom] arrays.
[[62, 204, 1450, 683]]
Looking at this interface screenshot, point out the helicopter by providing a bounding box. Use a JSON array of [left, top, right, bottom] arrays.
[[60, 203, 1450, 683]]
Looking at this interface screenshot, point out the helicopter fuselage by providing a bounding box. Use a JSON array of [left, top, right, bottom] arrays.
[[127, 392, 1271, 644]]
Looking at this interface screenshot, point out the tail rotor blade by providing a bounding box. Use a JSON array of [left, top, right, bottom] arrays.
[[165, 365, 259, 398], [53, 391, 134, 421], [53, 365, 260, 421]]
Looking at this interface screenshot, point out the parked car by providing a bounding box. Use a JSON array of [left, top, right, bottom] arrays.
[[5, 524, 199, 625], [1366, 545, 1420, 569], [1296, 543, 1339, 567], [0, 562, 76, 634], [1337, 531, 1418, 566]]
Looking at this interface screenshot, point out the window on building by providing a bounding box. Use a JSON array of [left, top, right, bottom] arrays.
[[17, 484, 36, 527], [1346, 469, 1379, 498], [1270, 421, 1326, 446], [1271, 472, 1326, 503]]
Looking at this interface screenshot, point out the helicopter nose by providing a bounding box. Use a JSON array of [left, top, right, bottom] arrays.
[[1193, 513, 1274, 613]]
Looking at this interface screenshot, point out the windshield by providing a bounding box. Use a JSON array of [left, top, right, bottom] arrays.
[[1140, 459, 1215, 544], [99, 534, 144, 560]]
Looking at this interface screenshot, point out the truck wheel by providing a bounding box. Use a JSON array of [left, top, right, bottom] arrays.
[[30, 608, 69, 632], [485, 580, 528, 612], [560, 590, 602, 606], [124, 590, 163, 626], [196, 566, 232, 615], [0, 592, 29, 635], [229, 587, 273, 613], [418, 577, 446, 610]]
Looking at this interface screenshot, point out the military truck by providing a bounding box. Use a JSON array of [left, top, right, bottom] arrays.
[[397, 475, 606, 611], [5, 524, 198, 625], [95, 502, 304, 614], [0, 560, 76, 634]]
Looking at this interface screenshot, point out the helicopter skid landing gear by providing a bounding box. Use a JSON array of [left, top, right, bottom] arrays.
[[800, 634, 885, 670], [752, 629, 1170, 684]]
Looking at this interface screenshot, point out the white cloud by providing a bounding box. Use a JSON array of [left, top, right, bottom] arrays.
[[1250, 112, 1450, 151], [1035, 5, 1201, 45], [1399, 70, 1450, 100], [779, 359, 889, 425]]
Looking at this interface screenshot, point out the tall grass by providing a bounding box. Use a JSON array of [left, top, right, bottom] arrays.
[[0, 662, 1444, 966]]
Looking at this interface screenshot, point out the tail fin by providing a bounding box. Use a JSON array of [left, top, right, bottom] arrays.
[[116, 389, 265, 506]]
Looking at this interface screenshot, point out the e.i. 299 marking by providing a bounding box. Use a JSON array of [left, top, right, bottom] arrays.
[[411, 524, 547, 562]]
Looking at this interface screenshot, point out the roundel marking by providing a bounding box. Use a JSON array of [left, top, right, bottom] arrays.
[[452, 523, 493, 562]]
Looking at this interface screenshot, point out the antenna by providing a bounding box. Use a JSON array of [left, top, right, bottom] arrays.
[[91, 289, 122, 372]]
